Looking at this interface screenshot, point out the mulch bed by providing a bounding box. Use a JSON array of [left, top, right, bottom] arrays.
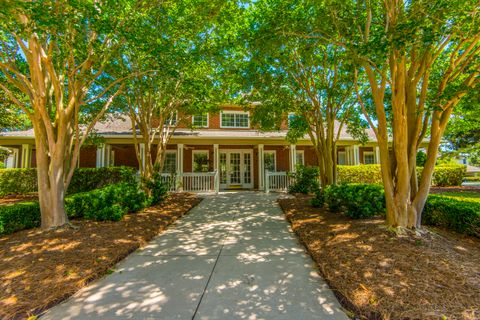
[[430, 186, 480, 194], [0, 193, 201, 320], [279, 196, 480, 320], [0, 194, 38, 206]]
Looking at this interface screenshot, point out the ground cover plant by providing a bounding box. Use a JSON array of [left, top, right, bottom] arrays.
[[279, 195, 480, 319], [0, 193, 201, 320]]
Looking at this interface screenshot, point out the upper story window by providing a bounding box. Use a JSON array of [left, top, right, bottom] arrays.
[[192, 114, 209, 128], [288, 112, 298, 128], [220, 111, 249, 128], [164, 111, 177, 126]]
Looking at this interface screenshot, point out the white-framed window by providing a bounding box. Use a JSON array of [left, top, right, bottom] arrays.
[[163, 151, 177, 173], [164, 111, 178, 126], [338, 151, 347, 165], [264, 150, 276, 172], [295, 150, 305, 166], [192, 150, 210, 172], [220, 111, 249, 128], [192, 113, 209, 128], [363, 151, 375, 164]]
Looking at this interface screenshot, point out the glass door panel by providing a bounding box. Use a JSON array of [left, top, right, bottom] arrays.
[[229, 152, 241, 184]]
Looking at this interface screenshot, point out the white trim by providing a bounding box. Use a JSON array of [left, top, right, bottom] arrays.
[[363, 151, 375, 164], [220, 111, 250, 129], [192, 113, 209, 128], [192, 149, 210, 172], [258, 144, 264, 190], [218, 149, 254, 189]]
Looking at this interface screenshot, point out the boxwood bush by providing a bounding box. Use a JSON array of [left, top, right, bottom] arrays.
[[0, 166, 137, 196], [0, 201, 40, 234], [0, 182, 149, 234], [322, 183, 386, 218], [314, 183, 479, 237], [337, 165, 383, 184], [422, 195, 480, 237], [431, 164, 466, 187]]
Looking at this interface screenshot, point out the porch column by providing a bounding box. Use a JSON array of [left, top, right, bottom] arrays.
[[353, 145, 360, 165], [375, 146, 381, 164], [213, 144, 219, 193], [289, 144, 297, 172], [177, 144, 184, 191], [21, 144, 33, 168], [105, 144, 112, 167], [96, 144, 105, 168], [213, 144, 219, 171], [258, 144, 265, 190], [139, 143, 146, 170]]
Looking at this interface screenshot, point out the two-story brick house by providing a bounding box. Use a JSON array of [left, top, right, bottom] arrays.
[[0, 106, 379, 191]]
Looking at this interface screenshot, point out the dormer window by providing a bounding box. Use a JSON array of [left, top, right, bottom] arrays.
[[220, 111, 249, 128], [192, 113, 209, 128]]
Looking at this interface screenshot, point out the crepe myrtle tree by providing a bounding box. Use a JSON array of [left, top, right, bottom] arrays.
[[0, 1, 135, 229], [305, 0, 480, 228], [242, 2, 367, 186], [117, 1, 225, 181], [249, 0, 479, 229]]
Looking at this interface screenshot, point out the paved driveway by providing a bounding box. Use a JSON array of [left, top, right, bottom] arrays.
[[42, 192, 348, 320]]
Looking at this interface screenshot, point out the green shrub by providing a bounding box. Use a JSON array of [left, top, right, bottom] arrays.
[[68, 167, 137, 194], [0, 168, 37, 195], [337, 165, 382, 184], [66, 183, 147, 221], [311, 189, 325, 208], [288, 165, 320, 194], [324, 183, 386, 219], [465, 176, 480, 182], [423, 195, 480, 237], [0, 201, 41, 234], [143, 170, 169, 205], [0, 166, 137, 196], [432, 165, 466, 187], [416, 151, 427, 167], [1, 182, 148, 234]]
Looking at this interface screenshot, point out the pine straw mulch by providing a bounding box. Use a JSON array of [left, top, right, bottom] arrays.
[[430, 186, 480, 194], [278, 195, 480, 320], [0, 194, 38, 206], [0, 193, 202, 320]]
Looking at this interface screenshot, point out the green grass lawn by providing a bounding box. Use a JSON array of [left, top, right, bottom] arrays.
[[435, 191, 480, 203]]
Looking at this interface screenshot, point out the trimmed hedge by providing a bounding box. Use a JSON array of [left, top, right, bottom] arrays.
[[423, 195, 480, 237], [337, 164, 466, 187], [0, 201, 40, 234], [0, 182, 151, 234], [0, 166, 137, 196], [313, 182, 480, 237], [431, 164, 466, 187], [337, 165, 382, 184], [322, 183, 386, 219]]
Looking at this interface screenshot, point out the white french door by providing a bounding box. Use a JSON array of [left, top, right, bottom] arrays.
[[219, 150, 253, 189]]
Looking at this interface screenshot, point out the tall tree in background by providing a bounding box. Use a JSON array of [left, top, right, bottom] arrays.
[[0, 1, 130, 229], [119, 1, 224, 180], [229, 1, 366, 186]]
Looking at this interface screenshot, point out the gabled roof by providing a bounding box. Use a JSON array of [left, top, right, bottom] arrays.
[[0, 115, 377, 141]]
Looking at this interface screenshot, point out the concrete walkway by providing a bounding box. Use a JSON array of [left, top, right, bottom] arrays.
[[42, 192, 348, 320]]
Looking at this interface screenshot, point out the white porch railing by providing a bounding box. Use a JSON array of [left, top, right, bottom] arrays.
[[161, 171, 219, 193], [160, 173, 177, 191], [265, 171, 293, 193]]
